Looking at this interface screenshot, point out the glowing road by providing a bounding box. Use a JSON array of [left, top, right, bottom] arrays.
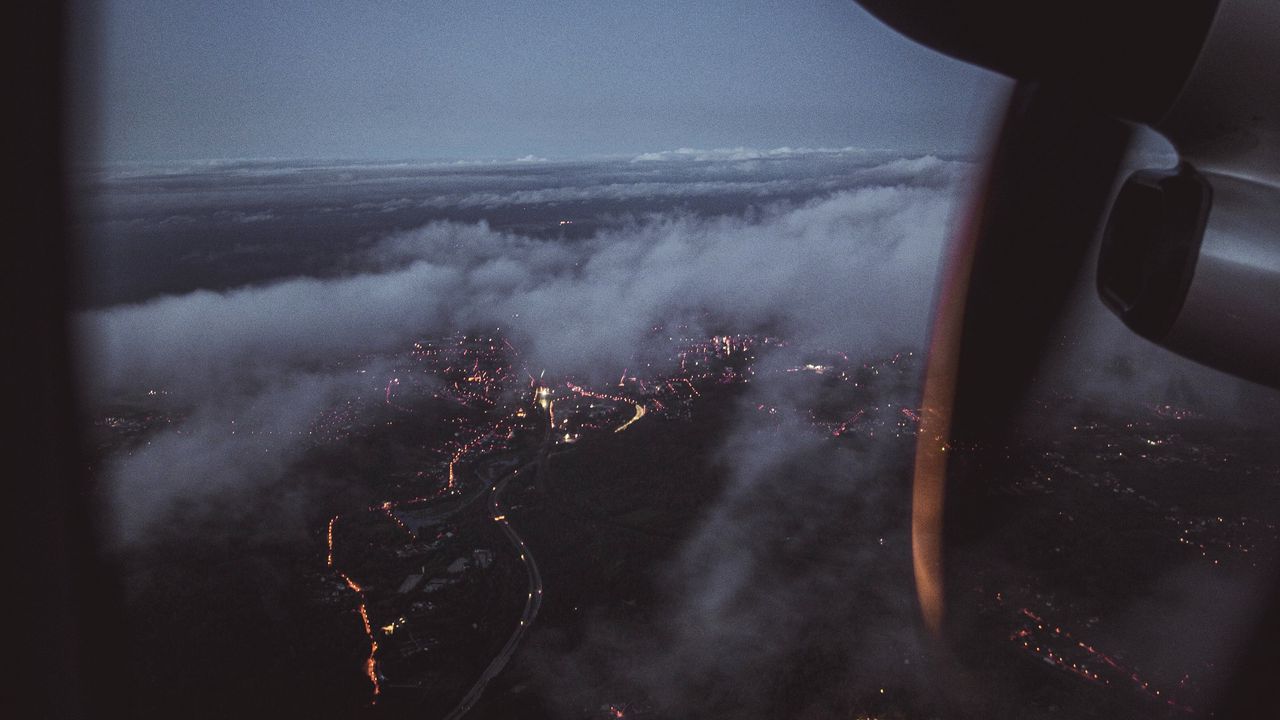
[[324, 335, 725, 710], [614, 403, 646, 433], [440, 400, 549, 720]]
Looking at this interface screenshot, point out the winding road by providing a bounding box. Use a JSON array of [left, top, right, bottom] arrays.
[[439, 400, 551, 720]]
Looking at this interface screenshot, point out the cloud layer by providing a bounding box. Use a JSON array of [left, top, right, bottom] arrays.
[[82, 159, 962, 399], [81, 153, 963, 547]]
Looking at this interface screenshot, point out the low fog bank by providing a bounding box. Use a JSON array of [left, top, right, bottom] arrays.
[[79, 156, 964, 544], [78, 146, 1276, 553]]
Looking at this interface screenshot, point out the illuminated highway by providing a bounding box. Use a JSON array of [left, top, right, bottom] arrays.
[[318, 331, 777, 709], [440, 399, 550, 720], [614, 403, 646, 433]]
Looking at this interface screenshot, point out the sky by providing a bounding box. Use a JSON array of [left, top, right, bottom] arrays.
[[78, 0, 1008, 162]]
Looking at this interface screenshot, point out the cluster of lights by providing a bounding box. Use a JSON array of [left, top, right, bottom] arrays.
[[321, 332, 929, 701], [1012, 607, 1193, 713]]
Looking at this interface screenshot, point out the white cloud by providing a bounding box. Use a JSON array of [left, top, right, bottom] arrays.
[[80, 157, 967, 547], [631, 145, 876, 163]]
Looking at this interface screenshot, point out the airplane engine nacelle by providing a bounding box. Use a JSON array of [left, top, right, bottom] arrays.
[[1098, 0, 1280, 388]]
